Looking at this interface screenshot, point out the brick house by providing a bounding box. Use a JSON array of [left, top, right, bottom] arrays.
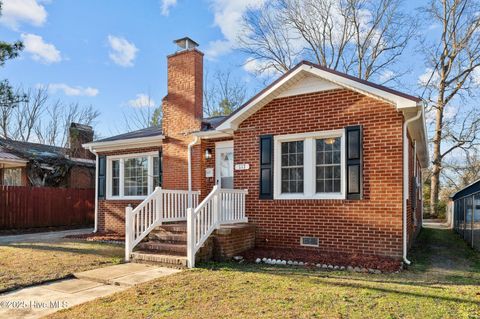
[[0, 123, 95, 188], [84, 37, 428, 268]]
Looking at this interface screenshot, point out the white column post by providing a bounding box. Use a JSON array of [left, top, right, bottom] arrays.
[[125, 204, 133, 261], [186, 207, 195, 268]]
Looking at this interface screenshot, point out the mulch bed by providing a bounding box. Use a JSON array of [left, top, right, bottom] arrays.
[[65, 232, 124, 244], [242, 247, 402, 273]]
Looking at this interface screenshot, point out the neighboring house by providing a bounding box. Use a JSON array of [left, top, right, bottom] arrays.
[[0, 123, 95, 188], [84, 37, 428, 268], [451, 179, 480, 251]]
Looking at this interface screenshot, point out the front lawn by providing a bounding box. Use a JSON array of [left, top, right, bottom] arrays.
[[0, 240, 123, 292], [48, 228, 480, 319]]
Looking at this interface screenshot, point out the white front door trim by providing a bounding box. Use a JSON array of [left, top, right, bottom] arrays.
[[215, 140, 234, 188]]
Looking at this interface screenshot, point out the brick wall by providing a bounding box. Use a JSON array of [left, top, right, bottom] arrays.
[[407, 133, 423, 245], [213, 223, 256, 260], [233, 89, 405, 259], [98, 199, 142, 235], [68, 166, 94, 189], [96, 146, 161, 234]]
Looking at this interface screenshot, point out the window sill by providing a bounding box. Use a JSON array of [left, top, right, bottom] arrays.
[[274, 193, 345, 200], [105, 196, 147, 201]]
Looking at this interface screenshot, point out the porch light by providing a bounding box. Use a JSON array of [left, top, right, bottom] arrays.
[[325, 138, 336, 145], [205, 148, 212, 159]]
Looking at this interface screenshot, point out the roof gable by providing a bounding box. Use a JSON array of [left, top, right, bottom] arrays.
[[216, 61, 421, 131]]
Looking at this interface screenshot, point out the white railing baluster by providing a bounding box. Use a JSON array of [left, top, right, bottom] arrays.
[[125, 187, 200, 261], [187, 187, 248, 268]]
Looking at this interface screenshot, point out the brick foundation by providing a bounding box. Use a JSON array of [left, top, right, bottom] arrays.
[[212, 223, 256, 260]]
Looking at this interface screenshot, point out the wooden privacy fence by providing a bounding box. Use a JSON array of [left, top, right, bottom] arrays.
[[0, 186, 94, 229]]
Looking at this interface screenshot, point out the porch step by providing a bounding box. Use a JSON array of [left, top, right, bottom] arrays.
[[131, 251, 187, 268], [153, 222, 187, 233], [137, 241, 187, 254], [148, 232, 187, 243]]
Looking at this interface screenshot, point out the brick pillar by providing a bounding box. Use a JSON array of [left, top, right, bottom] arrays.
[[162, 46, 203, 190]]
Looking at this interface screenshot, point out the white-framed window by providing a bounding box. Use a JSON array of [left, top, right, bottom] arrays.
[[3, 168, 22, 186], [274, 130, 345, 200], [106, 152, 160, 200]]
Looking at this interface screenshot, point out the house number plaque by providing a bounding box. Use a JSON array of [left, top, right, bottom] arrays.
[[234, 164, 250, 171]]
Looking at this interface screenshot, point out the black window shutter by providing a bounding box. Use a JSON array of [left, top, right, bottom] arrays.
[[345, 125, 363, 200], [98, 155, 106, 200], [158, 150, 163, 187], [259, 135, 273, 199]]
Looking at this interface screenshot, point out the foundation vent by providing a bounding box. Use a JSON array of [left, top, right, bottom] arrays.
[[300, 236, 319, 247]]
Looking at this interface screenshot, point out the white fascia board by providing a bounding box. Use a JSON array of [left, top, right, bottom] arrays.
[[305, 66, 419, 109], [82, 135, 164, 152], [217, 64, 420, 131], [0, 158, 28, 165], [216, 67, 305, 131], [192, 130, 233, 139]]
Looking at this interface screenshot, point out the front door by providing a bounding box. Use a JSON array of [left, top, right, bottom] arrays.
[[215, 141, 234, 189]]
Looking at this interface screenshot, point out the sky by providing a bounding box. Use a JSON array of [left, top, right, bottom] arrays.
[[0, 0, 436, 140]]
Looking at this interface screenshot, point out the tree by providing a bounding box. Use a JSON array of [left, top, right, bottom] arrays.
[[0, 85, 100, 146], [204, 69, 247, 117], [420, 0, 480, 215], [0, 1, 26, 111], [0, 1, 23, 67], [121, 93, 162, 131], [238, 0, 416, 83]]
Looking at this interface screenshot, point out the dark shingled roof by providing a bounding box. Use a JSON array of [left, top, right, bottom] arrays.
[[202, 116, 227, 131], [0, 138, 94, 166], [94, 126, 163, 143], [0, 138, 67, 159], [93, 116, 227, 143]]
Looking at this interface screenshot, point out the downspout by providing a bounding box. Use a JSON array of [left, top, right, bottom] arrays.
[[403, 109, 422, 265], [187, 136, 200, 207], [88, 146, 99, 233]]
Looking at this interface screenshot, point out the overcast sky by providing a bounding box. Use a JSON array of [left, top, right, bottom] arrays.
[[0, 0, 440, 139]]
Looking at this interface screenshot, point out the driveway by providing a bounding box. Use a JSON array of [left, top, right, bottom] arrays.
[[0, 228, 93, 244]]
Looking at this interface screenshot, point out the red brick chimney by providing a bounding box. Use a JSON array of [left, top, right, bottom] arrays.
[[68, 122, 94, 160], [162, 37, 203, 190]]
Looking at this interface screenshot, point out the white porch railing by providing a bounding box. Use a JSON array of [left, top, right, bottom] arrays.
[[187, 186, 248, 268], [125, 187, 199, 261]]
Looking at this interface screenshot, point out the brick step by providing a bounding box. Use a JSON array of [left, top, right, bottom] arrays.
[[151, 222, 187, 234], [137, 241, 187, 254], [148, 232, 187, 243], [131, 251, 187, 268]]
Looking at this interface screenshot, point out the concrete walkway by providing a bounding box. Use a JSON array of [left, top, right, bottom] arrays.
[[0, 263, 181, 319], [0, 228, 93, 244], [423, 219, 450, 230]]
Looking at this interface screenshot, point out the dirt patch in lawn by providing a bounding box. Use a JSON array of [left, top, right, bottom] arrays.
[[0, 240, 123, 293], [65, 232, 124, 244]]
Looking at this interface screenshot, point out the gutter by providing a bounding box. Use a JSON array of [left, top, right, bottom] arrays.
[[403, 109, 422, 265], [87, 146, 99, 233], [187, 136, 200, 207]]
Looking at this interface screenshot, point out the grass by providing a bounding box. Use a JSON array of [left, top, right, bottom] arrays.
[[0, 239, 123, 292], [47, 228, 480, 319]]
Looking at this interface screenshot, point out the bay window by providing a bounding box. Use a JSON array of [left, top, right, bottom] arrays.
[[274, 130, 345, 199], [106, 152, 160, 199]]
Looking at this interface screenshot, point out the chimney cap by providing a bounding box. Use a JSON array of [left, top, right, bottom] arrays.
[[173, 37, 199, 51]]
